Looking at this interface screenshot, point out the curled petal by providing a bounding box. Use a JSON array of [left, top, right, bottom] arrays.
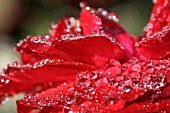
[[49, 16, 82, 39], [136, 26, 170, 60], [0, 59, 95, 103], [80, 4, 138, 61], [15, 35, 53, 64], [79, 7, 102, 35], [145, 0, 170, 37], [45, 35, 124, 68], [16, 34, 124, 68]]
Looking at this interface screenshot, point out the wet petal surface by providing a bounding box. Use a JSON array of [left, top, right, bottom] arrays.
[[16, 58, 170, 112], [0, 59, 95, 103]]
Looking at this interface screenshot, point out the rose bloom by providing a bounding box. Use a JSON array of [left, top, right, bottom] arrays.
[[0, 0, 170, 113]]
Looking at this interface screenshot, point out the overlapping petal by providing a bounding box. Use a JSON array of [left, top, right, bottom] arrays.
[[136, 26, 170, 60], [145, 0, 170, 38], [46, 35, 124, 68], [136, 0, 170, 60], [16, 34, 124, 68], [16, 58, 170, 112], [0, 59, 95, 103], [80, 4, 138, 61], [50, 16, 82, 39]]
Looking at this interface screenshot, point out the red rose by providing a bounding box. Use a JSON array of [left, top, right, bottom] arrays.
[[0, 0, 170, 113]]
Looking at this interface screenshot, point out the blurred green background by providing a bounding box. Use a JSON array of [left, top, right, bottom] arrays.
[[0, 0, 153, 112]]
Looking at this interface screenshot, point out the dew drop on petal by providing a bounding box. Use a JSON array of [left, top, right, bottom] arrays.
[[65, 94, 76, 104], [95, 78, 108, 87], [77, 78, 91, 89], [131, 64, 141, 72], [123, 86, 132, 93]]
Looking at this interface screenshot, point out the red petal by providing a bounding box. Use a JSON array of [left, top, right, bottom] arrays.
[[45, 35, 124, 68], [16, 81, 126, 112], [136, 26, 170, 60], [49, 16, 82, 39], [136, 98, 170, 112], [79, 7, 102, 35], [16, 34, 124, 68], [16, 59, 170, 112], [15, 35, 49, 64], [112, 103, 146, 113], [145, 0, 170, 38], [0, 59, 95, 103], [80, 5, 138, 61]]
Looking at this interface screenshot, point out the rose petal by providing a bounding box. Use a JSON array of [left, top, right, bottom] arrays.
[[79, 7, 102, 35], [136, 26, 170, 60], [80, 5, 138, 61], [16, 59, 170, 112], [15, 35, 50, 64], [111, 103, 146, 113], [135, 98, 170, 112], [50, 16, 82, 39], [16, 81, 126, 112], [16, 34, 124, 68], [145, 0, 170, 38], [0, 59, 95, 103], [45, 35, 124, 68]]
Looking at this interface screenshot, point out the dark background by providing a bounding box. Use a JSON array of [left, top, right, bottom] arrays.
[[0, 0, 153, 112]]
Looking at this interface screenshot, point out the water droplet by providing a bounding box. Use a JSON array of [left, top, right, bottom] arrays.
[[124, 78, 132, 85], [104, 60, 121, 77], [129, 72, 140, 79], [108, 12, 119, 22], [109, 79, 118, 87], [95, 78, 108, 87], [131, 64, 141, 72], [146, 66, 155, 73], [142, 75, 151, 82], [58, 93, 64, 98], [85, 7, 90, 10], [138, 82, 146, 90], [76, 72, 87, 80], [101, 10, 108, 16], [131, 81, 139, 87], [123, 86, 132, 92], [90, 71, 99, 80], [65, 94, 76, 104], [115, 75, 124, 81], [144, 23, 153, 32], [88, 84, 96, 92], [77, 78, 91, 89]]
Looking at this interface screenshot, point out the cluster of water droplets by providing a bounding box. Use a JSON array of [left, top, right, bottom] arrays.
[[15, 34, 54, 56], [97, 8, 119, 22], [137, 26, 170, 48], [60, 32, 118, 45], [0, 62, 24, 87], [50, 16, 82, 38], [18, 58, 170, 112]]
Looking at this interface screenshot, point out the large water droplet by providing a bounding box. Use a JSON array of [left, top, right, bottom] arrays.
[[95, 78, 108, 87], [88, 84, 96, 92], [123, 86, 132, 92], [115, 75, 124, 81], [65, 94, 76, 104], [77, 78, 91, 89], [131, 64, 141, 72]]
